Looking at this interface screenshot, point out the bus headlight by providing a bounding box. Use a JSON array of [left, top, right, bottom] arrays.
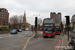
[[44, 34, 45, 36]]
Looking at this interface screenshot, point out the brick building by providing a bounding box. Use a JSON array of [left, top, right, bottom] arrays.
[[50, 12, 62, 31], [0, 8, 9, 28], [50, 12, 61, 23]]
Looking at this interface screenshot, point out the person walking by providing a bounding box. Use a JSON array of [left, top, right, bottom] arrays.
[[64, 28, 66, 34]]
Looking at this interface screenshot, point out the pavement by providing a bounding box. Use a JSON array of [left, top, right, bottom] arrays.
[[62, 34, 70, 50], [34, 31, 72, 50], [61, 31, 74, 50]]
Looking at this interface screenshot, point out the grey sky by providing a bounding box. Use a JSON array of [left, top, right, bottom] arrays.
[[0, 0, 75, 25]]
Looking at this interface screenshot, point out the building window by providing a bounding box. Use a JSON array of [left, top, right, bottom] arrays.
[[6, 18, 8, 19], [4, 22, 5, 23], [1, 22, 3, 23], [3, 10, 4, 12], [4, 19, 5, 21], [2, 15, 3, 16], [6, 20, 7, 21], [4, 17, 5, 19], [6, 22, 7, 23], [2, 17, 3, 18], [1, 23, 3, 25]]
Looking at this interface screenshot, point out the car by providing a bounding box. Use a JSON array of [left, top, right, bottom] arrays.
[[25, 28, 29, 31], [11, 29, 18, 34], [17, 29, 22, 32]]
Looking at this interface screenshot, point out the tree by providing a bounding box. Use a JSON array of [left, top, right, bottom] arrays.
[[9, 15, 18, 29], [18, 15, 23, 23], [18, 15, 23, 29], [37, 18, 42, 30], [37, 18, 42, 25]]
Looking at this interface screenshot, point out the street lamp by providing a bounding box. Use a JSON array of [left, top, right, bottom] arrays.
[[33, 14, 40, 17]]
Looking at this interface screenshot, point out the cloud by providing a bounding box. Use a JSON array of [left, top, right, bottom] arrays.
[[0, 0, 75, 25]]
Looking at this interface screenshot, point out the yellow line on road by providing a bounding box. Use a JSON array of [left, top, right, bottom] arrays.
[[22, 38, 30, 50]]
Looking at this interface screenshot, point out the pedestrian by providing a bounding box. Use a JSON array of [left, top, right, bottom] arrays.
[[65, 31, 66, 34], [64, 28, 66, 34]]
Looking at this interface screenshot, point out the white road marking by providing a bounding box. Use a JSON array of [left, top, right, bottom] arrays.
[[0, 37, 2, 38], [7, 35, 13, 37], [0, 35, 13, 38], [25, 33, 27, 34]]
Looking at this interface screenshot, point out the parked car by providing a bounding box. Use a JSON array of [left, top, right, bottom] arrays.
[[25, 28, 29, 31], [11, 29, 18, 34], [17, 29, 22, 32]]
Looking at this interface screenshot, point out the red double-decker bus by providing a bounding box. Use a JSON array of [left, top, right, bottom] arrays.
[[55, 23, 60, 35], [43, 18, 55, 38]]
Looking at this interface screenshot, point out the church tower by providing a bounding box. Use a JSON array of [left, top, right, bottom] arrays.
[[22, 11, 31, 30], [22, 11, 26, 30], [23, 11, 26, 24]]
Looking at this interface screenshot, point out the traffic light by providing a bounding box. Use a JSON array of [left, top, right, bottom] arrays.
[[65, 16, 70, 41], [35, 17, 37, 28], [65, 16, 70, 25]]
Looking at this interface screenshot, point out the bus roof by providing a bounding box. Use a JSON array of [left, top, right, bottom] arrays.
[[43, 18, 55, 23], [43, 18, 54, 20]]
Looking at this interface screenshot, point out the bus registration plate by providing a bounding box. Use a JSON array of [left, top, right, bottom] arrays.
[[48, 36, 51, 37]]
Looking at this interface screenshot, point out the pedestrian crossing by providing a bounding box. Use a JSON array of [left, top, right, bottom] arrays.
[[0, 32, 34, 39]]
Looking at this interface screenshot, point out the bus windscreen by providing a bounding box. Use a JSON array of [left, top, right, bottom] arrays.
[[44, 18, 54, 23], [55, 26, 60, 32], [55, 23, 59, 26], [44, 23, 54, 33]]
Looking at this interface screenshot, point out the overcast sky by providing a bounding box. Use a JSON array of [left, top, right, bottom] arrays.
[[0, 0, 75, 25]]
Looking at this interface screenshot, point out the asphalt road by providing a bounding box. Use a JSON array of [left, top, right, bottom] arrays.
[[26, 31, 63, 50], [0, 31, 34, 50], [0, 31, 64, 50]]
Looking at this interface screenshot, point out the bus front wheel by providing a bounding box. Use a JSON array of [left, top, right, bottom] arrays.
[[43, 36, 46, 38]]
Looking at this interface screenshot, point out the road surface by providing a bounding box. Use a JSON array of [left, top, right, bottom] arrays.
[[0, 31, 64, 50]]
